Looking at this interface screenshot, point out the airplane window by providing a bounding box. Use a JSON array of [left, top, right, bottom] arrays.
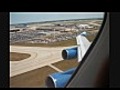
[[10, 12, 104, 88]]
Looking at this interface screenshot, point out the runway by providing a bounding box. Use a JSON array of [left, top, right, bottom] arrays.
[[10, 45, 68, 77]]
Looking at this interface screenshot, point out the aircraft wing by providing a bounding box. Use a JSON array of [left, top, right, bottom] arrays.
[[76, 34, 91, 62]]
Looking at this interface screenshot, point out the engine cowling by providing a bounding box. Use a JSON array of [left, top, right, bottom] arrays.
[[62, 47, 77, 60], [45, 68, 76, 88]]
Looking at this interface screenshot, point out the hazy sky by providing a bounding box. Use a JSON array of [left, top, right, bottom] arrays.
[[10, 12, 104, 24]]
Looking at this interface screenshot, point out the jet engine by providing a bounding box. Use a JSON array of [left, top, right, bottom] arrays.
[[45, 68, 76, 88], [62, 47, 77, 60]]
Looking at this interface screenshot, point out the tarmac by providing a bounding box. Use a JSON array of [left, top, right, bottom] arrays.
[[10, 45, 68, 77]]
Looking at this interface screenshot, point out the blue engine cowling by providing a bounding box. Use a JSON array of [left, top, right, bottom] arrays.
[[62, 47, 77, 60], [45, 68, 76, 88]]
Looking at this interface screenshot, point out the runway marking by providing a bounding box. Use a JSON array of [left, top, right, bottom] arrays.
[[48, 64, 63, 72]]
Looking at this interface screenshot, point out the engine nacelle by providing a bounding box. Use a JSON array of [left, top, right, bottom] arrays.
[[62, 47, 77, 60], [45, 68, 76, 88], [81, 31, 87, 36]]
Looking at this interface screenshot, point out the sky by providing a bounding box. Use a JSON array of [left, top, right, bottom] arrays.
[[10, 12, 104, 24]]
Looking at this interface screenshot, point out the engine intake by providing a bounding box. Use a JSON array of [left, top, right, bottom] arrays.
[[62, 47, 77, 60]]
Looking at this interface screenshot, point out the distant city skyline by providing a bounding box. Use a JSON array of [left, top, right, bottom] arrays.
[[10, 12, 104, 24]]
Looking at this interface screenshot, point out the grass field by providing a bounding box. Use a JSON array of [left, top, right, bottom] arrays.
[[52, 59, 79, 71], [10, 66, 58, 88], [11, 38, 77, 47], [10, 52, 31, 61], [86, 35, 96, 42], [86, 30, 99, 42]]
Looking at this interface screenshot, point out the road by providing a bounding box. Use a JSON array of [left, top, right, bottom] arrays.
[[10, 45, 68, 77]]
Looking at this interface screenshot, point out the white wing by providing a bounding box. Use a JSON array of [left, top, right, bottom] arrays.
[[76, 34, 91, 62]]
